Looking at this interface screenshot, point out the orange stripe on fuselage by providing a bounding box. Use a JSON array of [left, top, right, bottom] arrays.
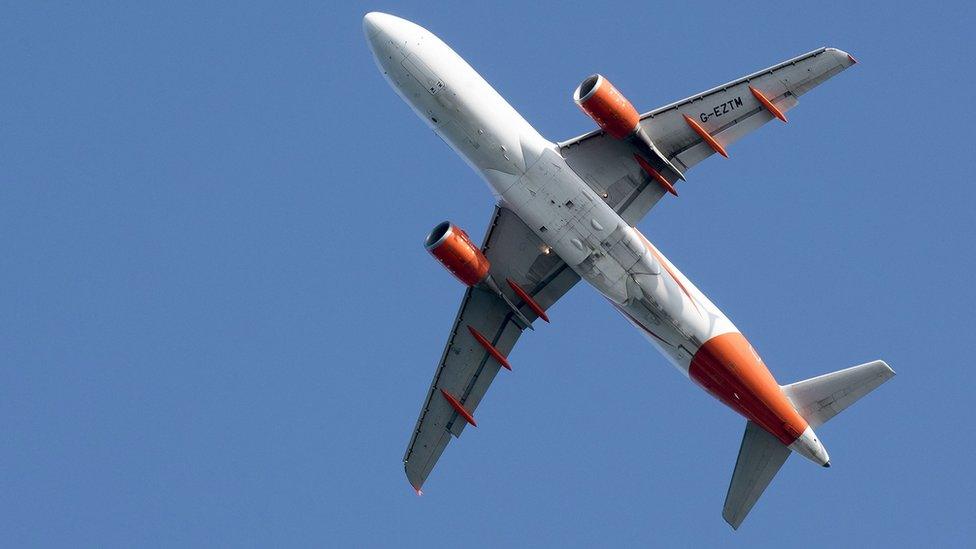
[[689, 332, 808, 445]]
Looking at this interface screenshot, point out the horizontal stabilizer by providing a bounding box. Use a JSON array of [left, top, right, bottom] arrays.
[[723, 421, 791, 529], [782, 360, 895, 428]]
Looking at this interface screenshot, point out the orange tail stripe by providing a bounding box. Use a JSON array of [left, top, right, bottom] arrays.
[[440, 388, 477, 427], [467, 325, 512, 370], [748, 86, 788, 123], [507, 278, 549, 322], [683, 115, 728, 158], [689, 332, 808, 445], [633, 154, 678, 196]]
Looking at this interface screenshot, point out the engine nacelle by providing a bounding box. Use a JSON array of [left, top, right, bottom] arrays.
[[424, 221, 490, 286], [573, 74, 640, 140]]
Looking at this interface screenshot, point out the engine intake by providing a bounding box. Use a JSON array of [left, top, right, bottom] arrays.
[[574, 74, 640, 140], [425, 221, 490, 286]]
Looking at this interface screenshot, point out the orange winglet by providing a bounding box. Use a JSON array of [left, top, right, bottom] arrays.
[[440, 388, 477, 427], [683, 115, 728, 158], [467, 325, 511, 370], [634, 154, 678, 196], [506, 278, 549, 322], [749, 86, 788, 123]]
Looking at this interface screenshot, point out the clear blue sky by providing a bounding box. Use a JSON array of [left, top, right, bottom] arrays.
[[1, 1, 973, 546]]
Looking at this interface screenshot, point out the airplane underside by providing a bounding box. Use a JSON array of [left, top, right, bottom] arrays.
[[364, 11, 894, 529]]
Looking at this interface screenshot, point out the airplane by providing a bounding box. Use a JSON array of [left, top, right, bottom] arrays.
[[363, 11, 895, 528]]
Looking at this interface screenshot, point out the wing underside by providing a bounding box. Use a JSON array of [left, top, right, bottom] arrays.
[[559, 47, 856, 225], [403, 207, 579, 490]]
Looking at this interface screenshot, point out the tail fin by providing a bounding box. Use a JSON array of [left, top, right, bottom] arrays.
[[723, 360, 895, 529], [781, 360, 895, 428]]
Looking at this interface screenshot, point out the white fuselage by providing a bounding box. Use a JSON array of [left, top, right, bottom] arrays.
[[364, 13, 736, 376], [364, 12, 831, 466]]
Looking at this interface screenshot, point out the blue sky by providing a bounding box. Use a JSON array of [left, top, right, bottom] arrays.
[[1, 1, 973, 546]]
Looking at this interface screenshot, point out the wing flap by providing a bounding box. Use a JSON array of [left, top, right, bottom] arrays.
[[445, 292, 519, 437]]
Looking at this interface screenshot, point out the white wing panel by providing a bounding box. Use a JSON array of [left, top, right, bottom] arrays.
[[559, 47, 856, 225], [403, 207, 580, 490]]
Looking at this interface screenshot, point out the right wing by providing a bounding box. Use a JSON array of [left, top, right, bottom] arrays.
[[403, 207, 580, 491], [559, 47, 857, 225]]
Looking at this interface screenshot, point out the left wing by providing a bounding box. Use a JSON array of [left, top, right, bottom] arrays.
[[559, 47, 857, 225], [404, 207, 580, 491]]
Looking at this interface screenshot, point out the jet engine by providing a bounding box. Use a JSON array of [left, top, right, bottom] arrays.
[[574, 74, 688, 186], [425, 221, 490, 286], [573, 74, 640, 140]]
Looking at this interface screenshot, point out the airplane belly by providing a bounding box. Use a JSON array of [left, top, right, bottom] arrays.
[[614, 238, 740, 375], [366, 10, 740, 379], [499, 151, 740, 376]]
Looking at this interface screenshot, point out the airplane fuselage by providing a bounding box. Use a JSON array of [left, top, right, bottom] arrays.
[[364, 13, 830, 465]]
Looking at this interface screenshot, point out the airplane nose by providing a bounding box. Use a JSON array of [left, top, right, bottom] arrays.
[[363, 12, 383, 38], [363, 11, 404, 41]]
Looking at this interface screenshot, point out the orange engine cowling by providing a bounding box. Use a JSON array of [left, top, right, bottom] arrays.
[[573, 74, 640, 140], [425, 221, 490, 286]]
